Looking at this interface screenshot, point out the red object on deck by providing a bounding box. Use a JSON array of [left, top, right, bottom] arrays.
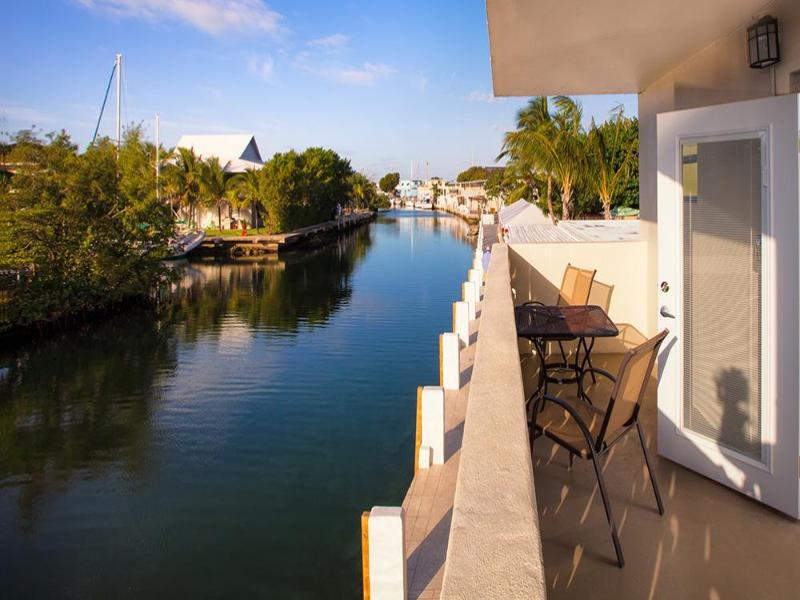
[[241, 222, 247, 237]]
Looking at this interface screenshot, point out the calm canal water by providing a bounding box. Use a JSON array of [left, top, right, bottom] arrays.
[[0, 211, 472, 598]]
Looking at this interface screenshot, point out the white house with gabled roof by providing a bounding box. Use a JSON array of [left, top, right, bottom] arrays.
[[175, 134, 264, 229], [176, 134, 263, 173]]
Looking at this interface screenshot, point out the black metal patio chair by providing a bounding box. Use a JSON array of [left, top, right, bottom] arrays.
[[530, 328, 669, 568]]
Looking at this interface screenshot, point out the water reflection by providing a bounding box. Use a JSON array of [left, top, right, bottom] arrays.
[[0, 211, 471, 598], [0, 313, 177, 524], [169, 225, 373, 339]]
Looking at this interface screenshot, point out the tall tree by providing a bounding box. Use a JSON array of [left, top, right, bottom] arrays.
[[163, 147, 201, 226], [456, 165, 490, 182], [348, 172, 377, 210], [379, 172, 400, 195], [199, 157, 230, 230], [499, 96, 557, 223], [586, 110, 638, 218], [545, 96, 587, 220], [231, 168, 265, 228]]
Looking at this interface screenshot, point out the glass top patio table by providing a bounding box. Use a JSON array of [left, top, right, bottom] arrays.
[[514, 305, 618, 340], [515, 305, 619, 409]]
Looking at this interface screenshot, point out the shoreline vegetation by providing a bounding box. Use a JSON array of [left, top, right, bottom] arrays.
[[0, 126, 390, 339]]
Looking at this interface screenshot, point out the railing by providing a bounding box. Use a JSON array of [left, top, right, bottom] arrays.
[[440, 243, 546, 599]]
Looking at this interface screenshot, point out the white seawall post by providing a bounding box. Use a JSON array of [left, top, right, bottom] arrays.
[[472, 257, 483, 276], [440, 332, 460, 391], [467, 269, 481, 304], [420, 386, 445, 465], [453, 301, 470, 347], [368, 507, 407, 600], [462, 282, 476, 320]]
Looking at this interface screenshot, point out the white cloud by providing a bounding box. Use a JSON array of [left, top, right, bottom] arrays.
[[307, 33, 349, 49], [75, 0, 283, 36], [0, 102, 55, 125], [248, 54, 275, 81], [465, 90, 499, 103], [335, 63, 394, 85], [294, 54, 394, 86]]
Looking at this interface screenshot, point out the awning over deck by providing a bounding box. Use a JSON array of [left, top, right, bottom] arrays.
[[486, 0, 771, 96]]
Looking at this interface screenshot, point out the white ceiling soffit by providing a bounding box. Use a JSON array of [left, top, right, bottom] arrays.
[[486, 0, 775, 96]]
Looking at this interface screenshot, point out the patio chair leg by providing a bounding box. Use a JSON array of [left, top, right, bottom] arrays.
[[568, 453, 574, 470], [635, 419, 664, 515], [589, 451, 625, 568], [580, 337, 597, 383]]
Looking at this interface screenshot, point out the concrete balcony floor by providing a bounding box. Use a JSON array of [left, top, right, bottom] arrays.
[[527, 353, 800, 600]]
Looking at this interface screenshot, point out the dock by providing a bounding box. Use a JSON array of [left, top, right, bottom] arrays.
[[195, 211, 375, 257]]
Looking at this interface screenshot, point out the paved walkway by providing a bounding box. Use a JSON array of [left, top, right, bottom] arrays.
[[402, 305, 480, 598]]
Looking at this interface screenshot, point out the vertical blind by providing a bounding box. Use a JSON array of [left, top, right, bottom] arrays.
[[681, 138, 763, 462]]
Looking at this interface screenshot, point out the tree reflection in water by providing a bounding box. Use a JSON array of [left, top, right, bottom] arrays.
[[0, 312, 178, 525], [0, 225, 372, 524], [0, 213, 472, 598]]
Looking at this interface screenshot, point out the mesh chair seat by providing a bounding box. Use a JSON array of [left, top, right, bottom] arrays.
[[538, 397, 605, 457]]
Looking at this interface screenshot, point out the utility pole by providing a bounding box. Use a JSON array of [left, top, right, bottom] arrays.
[[115, 53, 122, 151]]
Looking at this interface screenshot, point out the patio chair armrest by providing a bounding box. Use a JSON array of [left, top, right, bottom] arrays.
[[522, 300, 546, 307], [536, 394, 598, 448]]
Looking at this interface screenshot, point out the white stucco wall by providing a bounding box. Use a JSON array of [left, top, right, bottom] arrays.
[[638, 0, 800, 330], [509, 240, 652, 352]]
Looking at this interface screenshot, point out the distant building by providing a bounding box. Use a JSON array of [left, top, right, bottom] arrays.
[[396, 179, 421, 199], [175, 134, 264, 228], [175, 134, 263, 173]]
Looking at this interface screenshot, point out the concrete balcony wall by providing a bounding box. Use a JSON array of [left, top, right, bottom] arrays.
[[508, 241, 653, 353], [440, 243, 546, 599]]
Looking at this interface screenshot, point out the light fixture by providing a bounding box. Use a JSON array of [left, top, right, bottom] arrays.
[[748, 15, 780, 69]]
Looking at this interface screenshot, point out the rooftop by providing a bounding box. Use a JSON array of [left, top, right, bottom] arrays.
[[506, 220, 641, 244], [175, 133, 263, 173]]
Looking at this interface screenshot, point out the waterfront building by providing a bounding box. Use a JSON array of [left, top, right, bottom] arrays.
[[361, 2, 800, 598], [396, 179, 421, 201], [175, 134, 264, 228]]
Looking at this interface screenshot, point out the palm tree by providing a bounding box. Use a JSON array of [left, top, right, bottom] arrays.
[[231, 168, 264, 228], [498, 96, 558, 224], [199, 157, 231, 230], [163, 147, 201, 226], [546, 96, 587, 220], [587, 107, 637, 219], [431, 181, 441, 207]]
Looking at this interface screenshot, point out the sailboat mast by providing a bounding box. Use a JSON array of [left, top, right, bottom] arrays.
[[155, 113, 161, 203], [115, 53, 122, 150]]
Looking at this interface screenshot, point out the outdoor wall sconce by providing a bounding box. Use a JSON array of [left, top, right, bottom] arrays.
[[748, 15, 780, 69]]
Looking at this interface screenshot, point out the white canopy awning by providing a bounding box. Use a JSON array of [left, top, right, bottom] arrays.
[[498, 199, 551, 226], [486, 0, 772, 96]]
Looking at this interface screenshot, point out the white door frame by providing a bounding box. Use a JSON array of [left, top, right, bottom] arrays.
[[656, 94, 800, 518]]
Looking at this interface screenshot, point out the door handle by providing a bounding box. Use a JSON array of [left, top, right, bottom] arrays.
[[660, 305, 675, 319]]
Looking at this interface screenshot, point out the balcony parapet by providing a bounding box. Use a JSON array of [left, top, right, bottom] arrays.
[[440, 243, 546, 599]]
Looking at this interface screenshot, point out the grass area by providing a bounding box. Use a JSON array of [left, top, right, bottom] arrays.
[[203, 227, 271, 237]]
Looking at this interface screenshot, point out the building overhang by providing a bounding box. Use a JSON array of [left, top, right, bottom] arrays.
[[486, 0, 774, 96]]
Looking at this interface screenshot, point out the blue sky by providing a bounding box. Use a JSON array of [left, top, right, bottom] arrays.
[[1, 0, 636, 180]]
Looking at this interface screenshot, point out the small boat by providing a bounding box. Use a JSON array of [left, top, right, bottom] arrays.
[[165, 229, 205, 259]]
